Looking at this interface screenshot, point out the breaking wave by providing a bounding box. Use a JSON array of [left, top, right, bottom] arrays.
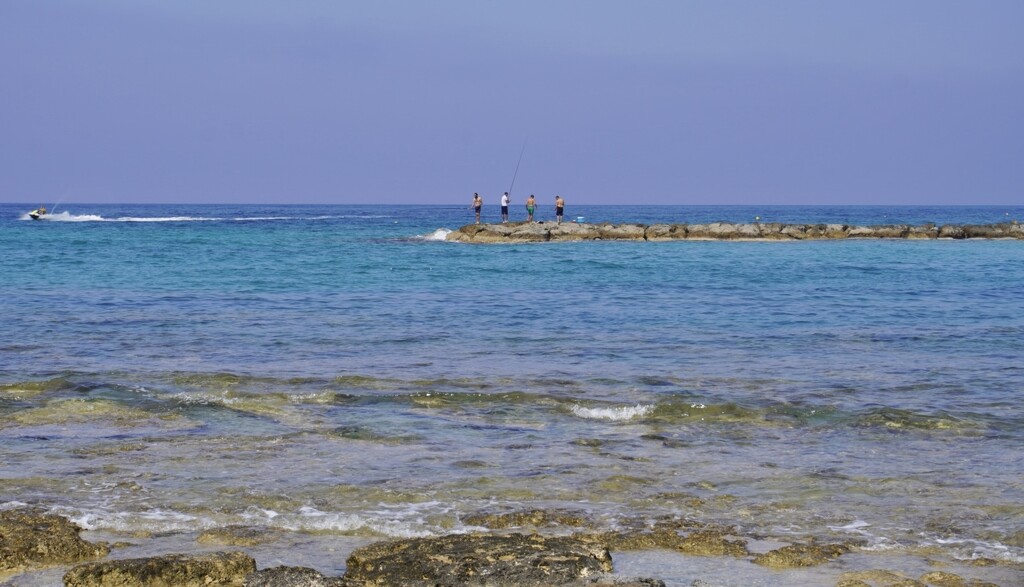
[[416, 228, 453, 241], [570, 403, 655, 421]]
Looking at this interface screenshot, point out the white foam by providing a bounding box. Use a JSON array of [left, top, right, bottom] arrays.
[[67, 509, 204, 533], [935, 537, 1024, 563], [570, 403, 655, 421], [418, 228, 452, 241], [113, 216, 218, 222], [28, 211, 106, 222], [240, 507, 280, 521], [21, 212, 391, 223], [828, 520, 871, 532], [279, 506, 434, 538]]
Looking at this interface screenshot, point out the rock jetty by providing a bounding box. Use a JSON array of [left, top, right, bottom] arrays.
[[446, 222, 1024, 243]]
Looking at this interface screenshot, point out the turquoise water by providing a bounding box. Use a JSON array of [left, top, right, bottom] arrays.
[[1, 204, 1022, 584]]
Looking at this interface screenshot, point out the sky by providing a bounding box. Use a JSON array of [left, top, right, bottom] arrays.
[[1, 0, 1022, 205]]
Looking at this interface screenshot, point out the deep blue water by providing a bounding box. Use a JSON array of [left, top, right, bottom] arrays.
[[1, 203, 1022, 583]]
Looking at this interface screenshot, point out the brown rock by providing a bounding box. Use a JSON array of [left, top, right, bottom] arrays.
[[938, 225, 967, 239], [907, 224, 938, 239], [919, 571, 967, 586], [644, 224, 686, 240], [343, 533, 613, 586], [595, 223, 647, 241], [752, 542, 850, 568], [244, 566, 346, 587], [837, 570, 924, 586], [676, 531, 748, 557], [63, 551, 256, 587], [0, 509, 109, 576], [585, 528, 684, 551], [547, 223, 600, 241]]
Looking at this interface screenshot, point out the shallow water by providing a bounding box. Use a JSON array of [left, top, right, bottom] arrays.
[[1, 204, 1022, 585]]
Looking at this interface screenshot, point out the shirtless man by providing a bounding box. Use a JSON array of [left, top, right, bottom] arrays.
[[472, 193, 483, 224], [554, 195, 565, 224], [525, 195, 536, 222]]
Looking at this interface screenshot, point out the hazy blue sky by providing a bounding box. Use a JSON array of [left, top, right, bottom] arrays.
[[2, 1, 1022, 205]]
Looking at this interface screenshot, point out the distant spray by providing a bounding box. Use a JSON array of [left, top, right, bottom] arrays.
[[51, 189, 70, 214]]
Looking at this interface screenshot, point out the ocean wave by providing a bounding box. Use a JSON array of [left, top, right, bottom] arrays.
[[570, 403, 654, 421], [55, 503, 446, 539], [935, 536, 1024, 564], [67, 508, 206, 533], [414, 228, 453, 241], [277, 505, 436, 538]]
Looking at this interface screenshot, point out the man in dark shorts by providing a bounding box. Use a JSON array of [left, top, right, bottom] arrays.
[[472, 193, 483, 224], [500, 192, 510, 223], [554, 195, 565, 224]]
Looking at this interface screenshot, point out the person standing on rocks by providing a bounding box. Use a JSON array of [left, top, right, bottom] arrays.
[[471, 193, 483, 224], [525, 195, 536, 222], [501, 192, 510, 223], [554, 195, 565, 224]]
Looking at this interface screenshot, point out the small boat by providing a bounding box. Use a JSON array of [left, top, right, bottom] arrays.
[[29, 207, 47, 220]]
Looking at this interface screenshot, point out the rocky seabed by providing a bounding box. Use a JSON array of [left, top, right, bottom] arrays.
[[1, 509, 1015, 586], [446, 222, 1024, 243]]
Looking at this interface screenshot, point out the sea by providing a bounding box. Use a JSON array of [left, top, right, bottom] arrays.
[[1, 203, 1022, 586]]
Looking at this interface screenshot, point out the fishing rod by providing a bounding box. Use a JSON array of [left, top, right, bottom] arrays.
[[507, 142, 526, 198]]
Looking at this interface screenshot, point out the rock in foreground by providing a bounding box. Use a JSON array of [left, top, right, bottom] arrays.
[[752, 543, 851, 568], [64, 551, 256, 587], [244, 565, 347, 587], [344, 533, 619, 586], [0, 509, 109, 576], [446, 222, 1024, 243]]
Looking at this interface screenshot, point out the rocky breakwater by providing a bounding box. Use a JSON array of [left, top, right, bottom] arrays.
[[446, 222, 1024, 243]]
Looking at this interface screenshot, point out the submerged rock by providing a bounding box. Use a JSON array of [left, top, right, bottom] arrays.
[[63, 551, 256, 587], [446, 222, 1024, 243], [198, 525, 284, 547], [463, 509, 590, 530], [919, 570, 1001, 587], [836, 569, 928, 586], [343, 533, 615, 586], [0, 509, 109, 576]]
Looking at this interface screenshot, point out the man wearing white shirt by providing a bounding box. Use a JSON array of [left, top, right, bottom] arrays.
[[500, 192, 510, 223]]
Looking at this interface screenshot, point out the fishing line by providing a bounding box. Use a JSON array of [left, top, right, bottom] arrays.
[[507, 142, 526, 198]]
